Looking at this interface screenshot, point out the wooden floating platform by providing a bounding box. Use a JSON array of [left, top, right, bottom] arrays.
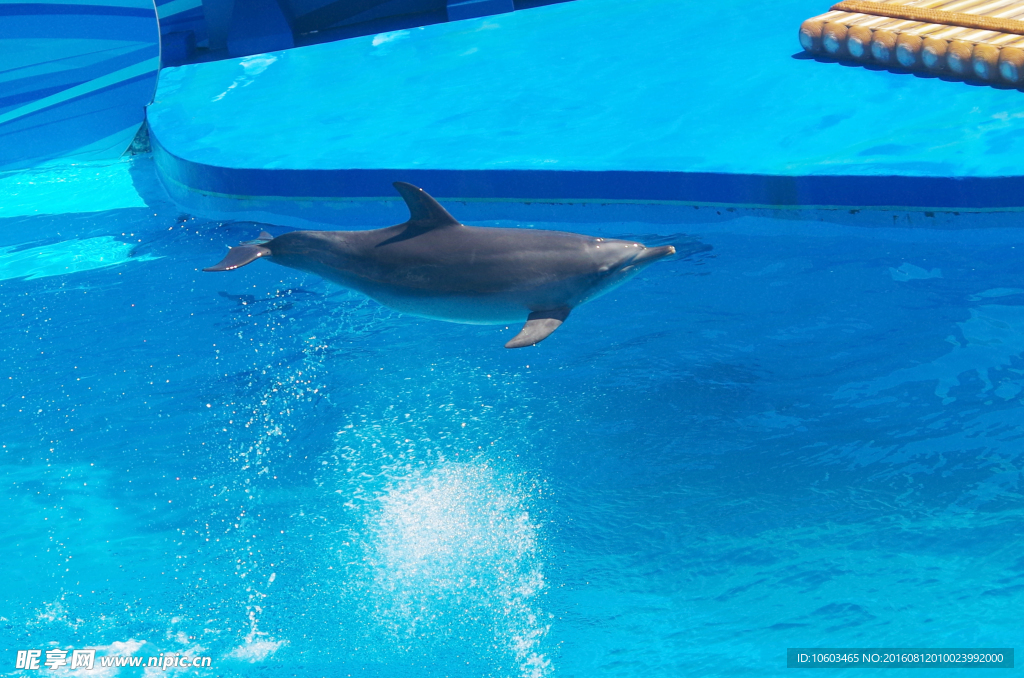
[[799, 0, 1024, 85]]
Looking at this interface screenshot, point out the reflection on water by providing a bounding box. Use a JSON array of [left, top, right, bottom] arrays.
[[0, 236, 159, 281]]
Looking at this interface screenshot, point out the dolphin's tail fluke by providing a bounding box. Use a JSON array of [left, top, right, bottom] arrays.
[[203, 242, 271, 272]]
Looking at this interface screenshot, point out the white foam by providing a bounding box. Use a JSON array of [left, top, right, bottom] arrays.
[[224, 639, 285, 663], [365, 461, 552, 676]]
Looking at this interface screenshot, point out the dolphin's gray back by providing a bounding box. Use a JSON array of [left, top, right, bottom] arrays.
[[268, 225, 640, 300]]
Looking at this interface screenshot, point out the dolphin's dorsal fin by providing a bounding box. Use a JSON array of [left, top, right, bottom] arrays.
[[393, 182, 461, 228], [505, 308, 571, 348]]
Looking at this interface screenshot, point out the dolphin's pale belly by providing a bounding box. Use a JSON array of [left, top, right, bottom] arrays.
[[302, 254, 643, 324], [373, 293, 525, 324], [357, 283, 555, 325]]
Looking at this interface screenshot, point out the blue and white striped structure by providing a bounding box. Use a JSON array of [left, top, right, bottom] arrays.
[[0, 0, 160, 171]]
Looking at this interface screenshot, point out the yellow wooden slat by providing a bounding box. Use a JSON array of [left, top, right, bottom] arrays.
[[908, 1, 1024, 41], [831, 0, 1024, 33], [879, 0, 1023, 36]]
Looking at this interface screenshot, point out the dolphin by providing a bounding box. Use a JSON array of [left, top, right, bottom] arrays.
[[204, 182, 675, 348]]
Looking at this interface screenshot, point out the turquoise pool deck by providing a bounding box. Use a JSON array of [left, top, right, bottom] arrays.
[[148, 0, 1024, 219]]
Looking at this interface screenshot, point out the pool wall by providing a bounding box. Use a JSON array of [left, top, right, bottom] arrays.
[[148, 0, 1024, 224]]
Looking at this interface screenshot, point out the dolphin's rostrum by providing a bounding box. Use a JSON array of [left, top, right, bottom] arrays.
[[204, 182, 675, 348]]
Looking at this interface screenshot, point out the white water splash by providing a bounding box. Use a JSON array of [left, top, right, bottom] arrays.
[[224, 639, 285, 663], [364, 461, 551, 677]]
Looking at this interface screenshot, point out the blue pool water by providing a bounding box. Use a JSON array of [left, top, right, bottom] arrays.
[[1, 157, 1022, 677]]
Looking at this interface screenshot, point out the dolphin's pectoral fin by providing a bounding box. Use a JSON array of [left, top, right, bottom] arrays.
[[505, 308, 571, 349], [393, 182, 461, 228], [203, 244, 271, 272]]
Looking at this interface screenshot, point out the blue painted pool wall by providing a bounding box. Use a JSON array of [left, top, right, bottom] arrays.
[[157, 1, 208, 43], [289, 0, 442, 33], [156, 0, 207, 65], [162, 31, 198, 66], [151, 130, 1024, 215], [171, 0, 571, 62], [227, 0, 295, 57], [292, 3, 449, 46], [447, 0, 513, 21]]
